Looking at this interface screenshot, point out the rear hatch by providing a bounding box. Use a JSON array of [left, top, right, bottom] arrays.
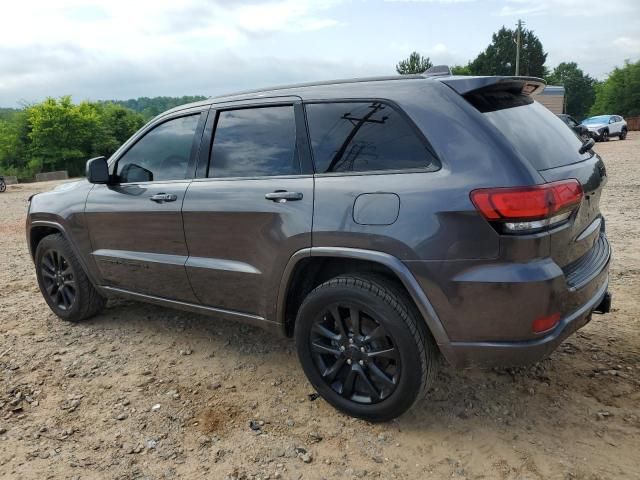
[[444, 76, 608, 272]]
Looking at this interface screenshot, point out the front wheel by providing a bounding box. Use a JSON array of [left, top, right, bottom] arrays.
[[619, 128, 627, 140], [0, 180, 6, 193], [600, 129, 609, 142], [35, 234, 106, 322], [295, 275, 438, 421]]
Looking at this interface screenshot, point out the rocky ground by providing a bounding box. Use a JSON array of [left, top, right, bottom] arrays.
[[1, 134, 639, 480]]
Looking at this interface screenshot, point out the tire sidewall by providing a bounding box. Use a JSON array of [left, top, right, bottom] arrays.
[[35, 235, 84, 321], [295, 280, 425, 421]]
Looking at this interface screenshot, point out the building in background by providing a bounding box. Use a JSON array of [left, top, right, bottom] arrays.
[[538, 85, 565, 114]]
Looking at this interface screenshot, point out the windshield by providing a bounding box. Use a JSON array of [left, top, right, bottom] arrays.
[[583, 116, 610, 125], [482, 101, 591, 171]]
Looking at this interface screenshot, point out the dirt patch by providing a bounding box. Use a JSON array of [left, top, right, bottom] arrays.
[[1, 134, 639, 479], [195, 401, 243, 435]]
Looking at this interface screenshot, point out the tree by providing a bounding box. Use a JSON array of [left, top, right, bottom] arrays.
[[396, 52, 433, 75], [546, 62, 596, 120], [451, 64, 472, 75], [469, 26, 547, 78], [590, 60, 640, 117]]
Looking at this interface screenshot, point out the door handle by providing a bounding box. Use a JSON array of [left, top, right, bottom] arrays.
[[150, 193, 177, 203], [265, 191, 303, 203]]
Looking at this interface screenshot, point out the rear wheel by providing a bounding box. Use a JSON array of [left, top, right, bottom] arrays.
[[295, 275, 438, 421], [35, 234, 105, 322], [619, 128, 627, 140]]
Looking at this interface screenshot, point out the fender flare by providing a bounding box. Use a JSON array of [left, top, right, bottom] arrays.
[[276, 247, 456, 363], [28, 220, 104, 292]]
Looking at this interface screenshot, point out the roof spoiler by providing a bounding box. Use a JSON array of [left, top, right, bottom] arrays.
[[441, 76, 546, 97]]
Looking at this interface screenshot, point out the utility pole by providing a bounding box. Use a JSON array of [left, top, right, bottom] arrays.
[[515, 19, 524, 76]]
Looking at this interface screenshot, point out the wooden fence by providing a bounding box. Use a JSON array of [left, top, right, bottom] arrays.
[[2, 175, 18, 185], [626, 116, 640, 131], [35, 171, 69, 182]]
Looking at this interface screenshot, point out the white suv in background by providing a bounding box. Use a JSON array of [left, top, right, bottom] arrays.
[[582, 115, 628, 141]]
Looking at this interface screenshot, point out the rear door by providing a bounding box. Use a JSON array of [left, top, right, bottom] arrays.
[[182, 98, 314, 321], [85, 108, 207, 302], [610, 116, 623, 134]]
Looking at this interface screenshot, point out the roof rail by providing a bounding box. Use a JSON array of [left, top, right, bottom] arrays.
[[423, 65, 453, 77]]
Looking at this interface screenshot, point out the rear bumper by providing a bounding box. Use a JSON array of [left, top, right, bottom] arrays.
[[446, 279, 609, 367], [406, 232, 611, 368]]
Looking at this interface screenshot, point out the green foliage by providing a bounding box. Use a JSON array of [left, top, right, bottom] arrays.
[[451, 65, 472, 75], [0, 97, 146, 180], [396, 52, 433, 75], [590, 60, 640, 117], [108, 96, 208, 120], [546, 62, 596, 120], [468, 26, 548, 78]]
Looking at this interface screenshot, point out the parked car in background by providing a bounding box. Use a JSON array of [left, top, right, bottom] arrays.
[[582, 115, 627, 141], [557, 114, 590, 141], [26, 71, 612, 421]]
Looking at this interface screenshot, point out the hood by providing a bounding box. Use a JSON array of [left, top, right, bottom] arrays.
[[583, 122, 607, 130]]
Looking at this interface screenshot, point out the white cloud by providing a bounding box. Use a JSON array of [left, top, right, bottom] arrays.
[[497, 0, 640, 17], [612, 37, 640, 55]]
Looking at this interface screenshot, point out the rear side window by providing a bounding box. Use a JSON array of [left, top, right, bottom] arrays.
[[116, 114, 200, 183], [208, 106, 298, 178], [481, 101, 591, 171], [305, 101, 439, 173]]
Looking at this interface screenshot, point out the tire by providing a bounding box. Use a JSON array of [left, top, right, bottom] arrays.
[[35, 233, 106, 322], [619, 128, 627, 140], [601, 129, 609, 142], [294, 274, 438, 422], [0, 180, 6, 193]]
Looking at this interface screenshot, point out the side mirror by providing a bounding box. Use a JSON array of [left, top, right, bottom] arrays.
[[86, 156, 109, 184], [579, 138, 595, 155], [609, 118, 615, 124]]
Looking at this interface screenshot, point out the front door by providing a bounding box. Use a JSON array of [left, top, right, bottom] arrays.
[[183, 101, 314, 321], [85, 110, 206, 302]]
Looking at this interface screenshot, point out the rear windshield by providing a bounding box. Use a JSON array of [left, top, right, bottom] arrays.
[[473, 95, 591, 171]]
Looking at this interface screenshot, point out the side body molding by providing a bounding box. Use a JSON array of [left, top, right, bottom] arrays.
[[276, 247, 456, 364]]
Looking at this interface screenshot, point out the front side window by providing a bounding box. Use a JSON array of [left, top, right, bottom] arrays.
[[305, 101, 439, 173], [208, 106, 298, 178], [116, 114, 200, 183]]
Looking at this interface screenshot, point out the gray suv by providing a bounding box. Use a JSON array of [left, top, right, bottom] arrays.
[[27, 71, 612, 421]]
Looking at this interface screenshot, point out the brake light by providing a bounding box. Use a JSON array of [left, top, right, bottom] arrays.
[[470, 180, 583, 233]]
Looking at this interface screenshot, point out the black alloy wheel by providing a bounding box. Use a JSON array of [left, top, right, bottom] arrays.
[[35, 233, 105, 322], [310, 303, 400, 404], [40, 248, 77, 311], [295, 275, 438, 421]]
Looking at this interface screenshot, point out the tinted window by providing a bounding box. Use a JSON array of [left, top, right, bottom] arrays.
[[305, 102, 438, 173], [209, 106, 298, 178], [116, 114, 200, 183], [483, 101, 591, 171]]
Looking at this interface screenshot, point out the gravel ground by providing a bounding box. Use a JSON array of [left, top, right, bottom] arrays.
[[1, 133, 639, 480]]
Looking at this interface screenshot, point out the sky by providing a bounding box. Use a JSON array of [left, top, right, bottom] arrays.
[[1, 0, 639, 107]]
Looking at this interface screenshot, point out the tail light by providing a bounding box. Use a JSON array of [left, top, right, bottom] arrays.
[[470, 179, 583, 233]]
